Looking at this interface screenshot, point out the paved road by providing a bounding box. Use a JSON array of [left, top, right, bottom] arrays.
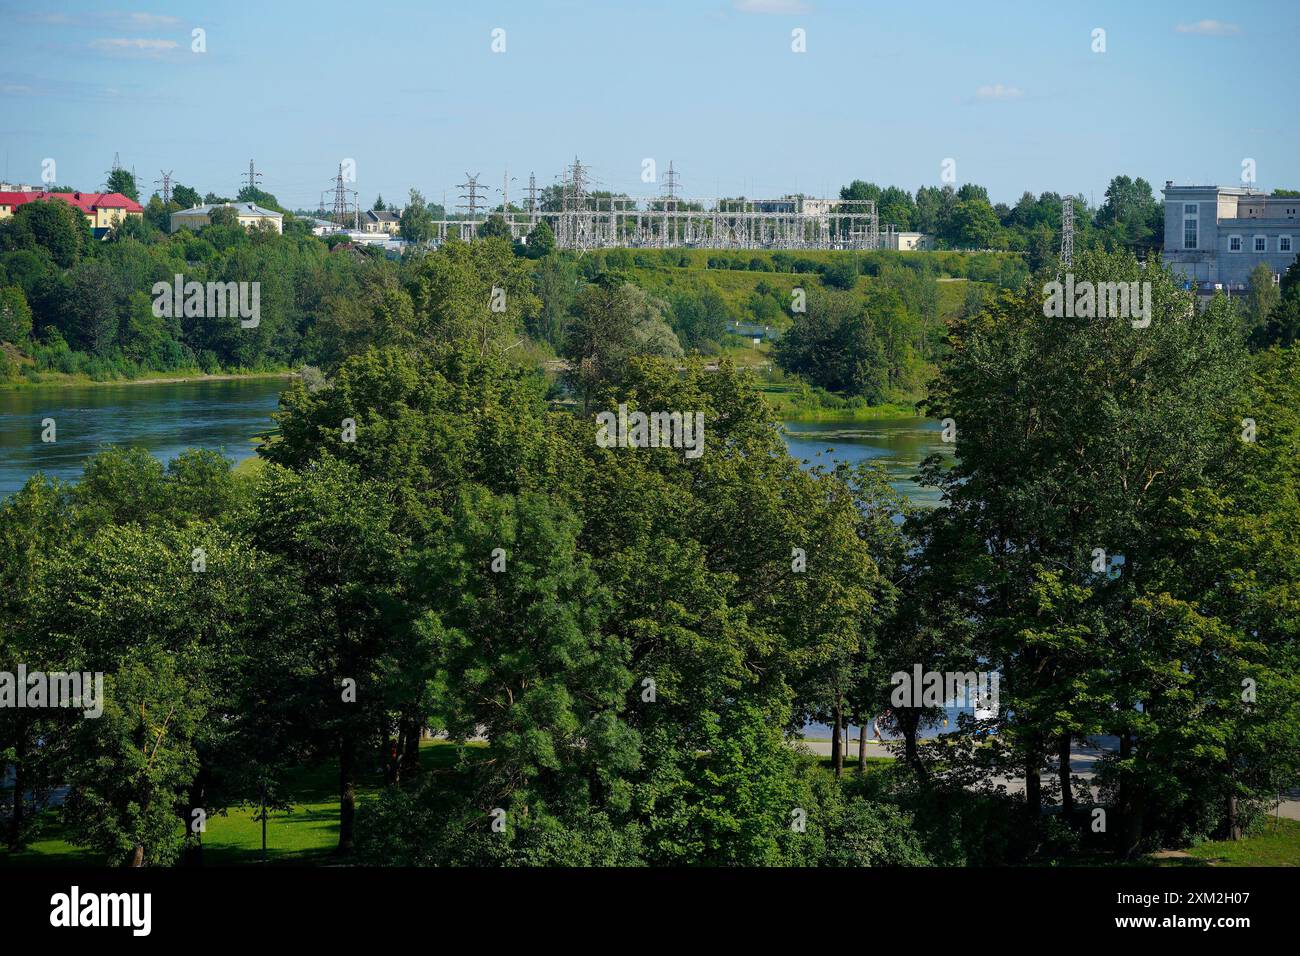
[[794, 736, 1300, 821]]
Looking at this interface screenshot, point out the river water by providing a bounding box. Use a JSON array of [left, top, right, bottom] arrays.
[[1, 377, 952, 502], [0, 377, 286, 498]]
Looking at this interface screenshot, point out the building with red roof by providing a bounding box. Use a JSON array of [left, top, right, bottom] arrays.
[[0, 189, 145, 237]]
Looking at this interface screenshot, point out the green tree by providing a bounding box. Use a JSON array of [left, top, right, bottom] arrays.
[[171, 184, 201, 209], [399, 188, 434, 244], [562, 278, 681, 409], [413, 487, 636, 816], [1242, 262, 1281, 341], [64, 259, 121, 355], [524, 220, 556, 259], [247, 457, 407, 855], [0, 284, 33, 342], [949, 197, 1000, 248], [61, 648, 205, 866], [922, 248, 1251, 853], [477, 214, 512, 241], [105, 167, 139, 201], [0, 199, 89, 268]]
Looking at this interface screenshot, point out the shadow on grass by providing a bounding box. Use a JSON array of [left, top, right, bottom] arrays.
[[0, 740, 486, 867]]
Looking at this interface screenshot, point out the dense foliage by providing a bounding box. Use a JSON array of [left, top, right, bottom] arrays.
[[2, 174, 1297, 868]]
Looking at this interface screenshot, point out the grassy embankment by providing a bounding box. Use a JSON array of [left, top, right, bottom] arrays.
[[620, 249, 988, 421], [0, 343, 296, 392]]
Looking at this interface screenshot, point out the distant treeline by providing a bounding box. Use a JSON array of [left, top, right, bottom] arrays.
[[838, 174, 1168, 262]]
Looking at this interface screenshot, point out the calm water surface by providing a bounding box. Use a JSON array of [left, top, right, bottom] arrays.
[[0, 377, 286, 497], [780, 417, 951, 509]]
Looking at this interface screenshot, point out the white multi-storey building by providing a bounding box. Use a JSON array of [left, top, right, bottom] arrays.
[[1162, 183, 1299, 291]]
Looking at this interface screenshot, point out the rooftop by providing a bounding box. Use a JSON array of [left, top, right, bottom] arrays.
[[173, 201, 283, 219], [0, 190, 144, 214]]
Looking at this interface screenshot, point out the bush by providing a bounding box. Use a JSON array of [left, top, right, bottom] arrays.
[[822, 258, 858, 290], [823, 797, 931, 866]]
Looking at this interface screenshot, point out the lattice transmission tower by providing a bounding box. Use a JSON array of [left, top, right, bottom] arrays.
[[457, 172, 485, 222], [1060, 195, 1074, 269], [327, 163, 354, 227], [242, 159, 263, 198]]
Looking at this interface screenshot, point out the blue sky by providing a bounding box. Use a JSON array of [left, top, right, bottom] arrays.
[[1, 0, 1296, 211]]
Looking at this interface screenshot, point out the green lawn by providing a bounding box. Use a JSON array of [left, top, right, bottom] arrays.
[[0, 740, 481, 866], [1165, 817, 1300, 867], [812, 755, 894, 774]]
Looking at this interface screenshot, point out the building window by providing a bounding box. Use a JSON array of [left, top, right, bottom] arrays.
[[1183, 203, 1199, 249], [1229, 235, 1242, 251], [1254, 236, 1267, 253], [1282, 236, 1293, 253]]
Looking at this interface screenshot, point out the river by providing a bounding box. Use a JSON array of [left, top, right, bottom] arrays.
[[0, 377, 287, 498], [1, 377, 952, 502]]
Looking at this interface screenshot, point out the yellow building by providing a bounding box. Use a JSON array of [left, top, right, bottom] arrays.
[[0, 190, 144, 236], [170, 202, 284, 234]]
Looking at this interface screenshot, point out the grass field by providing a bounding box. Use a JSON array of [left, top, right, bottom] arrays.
[[0, 740, 481, 867], [1151, 818, 1300, 868]]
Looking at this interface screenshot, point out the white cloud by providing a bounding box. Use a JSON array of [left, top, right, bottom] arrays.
[[733, 0, 812, 13], [112, 13, 182, 28], [90, 37, 179, 53], [976, 83, 1024, 100], [1175, 19, 1241, 36]]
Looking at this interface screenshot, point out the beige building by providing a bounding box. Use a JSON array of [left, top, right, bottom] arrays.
[[362, 209, 401, 235], [170, 201, 284, 234], [880, 230, 933, 251]]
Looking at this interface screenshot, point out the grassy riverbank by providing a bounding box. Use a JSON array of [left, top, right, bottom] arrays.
[[0, 367, 297, 392], [762, 382, 921, 421]]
